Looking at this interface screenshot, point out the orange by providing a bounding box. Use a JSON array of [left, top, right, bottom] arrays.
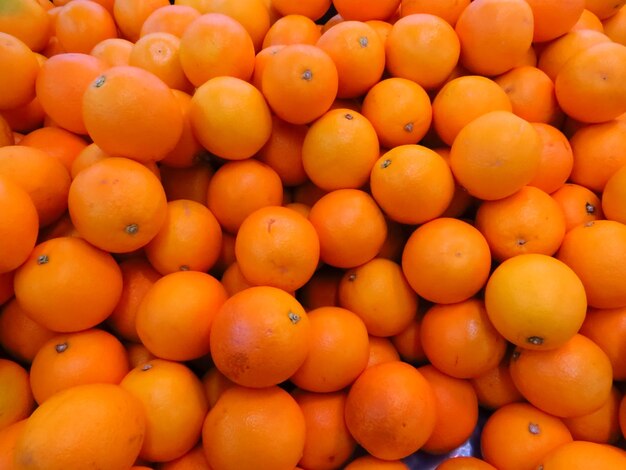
[[436, 457, 497, 470], [261, 44, 339, 124], [537, 29, 610, 81], [55, 0, 117, 54], [201, 366, 235, 408], [367, 336, 401, 368], [120, 359, 208, 463], [525, 0, 586, 42], [113, 0, 169, 42], [418, 364, 479, 455], [345, 456, 409, 469], [160, 163, 214, 204], [293, 390, 357, 470], [14, 236, 123, 332], [202, 385, 306, 470], [189, 76, 272, 160], [338, 258, 418, 337], [251, 44, 285, 89], [179, 13, 255, 86], [136, 271, 228, 361], [179, 0, 270, 52], [291, 306, 369, 392], [107, 257, 162, 343], [494, 65, 562, 125], [333, 0, 399, 21], [455, 0, 534, 76], [129, 32, 193, 92], [69, 142, 110, 177], [297, 265, 343, 310], [69, 156, 167, 252], [449, 111, 541, 200], [220, 261, 254, 296], [434, 152, 478, 214], [370, 145, 454, 225], [401, 217, 491, 304], [602, 162, 626, 223], [308, 189, 387, 268], [536, 440, 626, 469], [0, 114, 12, 148], [0, 270, 13, 305], [302, 108, 380, 190], [0, 0, 51, 51], [399, 0, 470, 26], [0, 420, 28, 470], [261, 14, 321, 48], [557, 220, 626, 308], [159, 444, 211, 470], [527, 123, 574, 194], [41, 36, 65, 59], [144, 199, 222, 275], [0, 176, 38, 274], [344, 361, 437, 460], [485, 253, 586, 350], [37, 212, 80, 242], [36, 211, 96, 241], [14, 383, 145, 469], [555, 42, 626, 122], [35, 52, 107, 135], [82, 65, 184, 162], [431, 75, 512, 146], [235, 205, 320, 292], [206, 159, 283, 234], [20, 126, 87, 170], [585, 0, 626, 19], [316, 20, 385, 98], [556, 42, 626, 123], [475, 186, 567, 261], [0, 32, 40, 110], [551, 183, 604, 231], [580, 306, 626, 380], [480, 402, 573, 470], [215, 236, 241, 277], [125, 342, 156, 370], [362, 77, 432, 149], [421, 299, 507, 379], [140, 4, 201, 38], [364, 19, 393, 46], [568, 118, 626, 192], [256, 115, 308, 187], [618, 392, 626, 440], [603, 5, 626, 44], [470, 357, 524, 410], [0, 145, 70, 227], [563, 386, 622, 444], [571, 7, 605, 30], [378, 217, 411, 261], [517, 45, 539, 67], [0, 298, 55, 363], [0, 97, 45, 134], [269, 0, 331, 21], [160, 90, 204, 169], [386, 13, 460, 89], [510, 334, 613, 418], [89, 37, 133, 66], [210, 286, 310, 387], [391, 316, 427, 364], [29, 328, 129, 404], [0, 359, 34, 431]]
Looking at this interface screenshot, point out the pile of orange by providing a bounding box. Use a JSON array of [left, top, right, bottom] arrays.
[[2, 0, 626, 468]]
